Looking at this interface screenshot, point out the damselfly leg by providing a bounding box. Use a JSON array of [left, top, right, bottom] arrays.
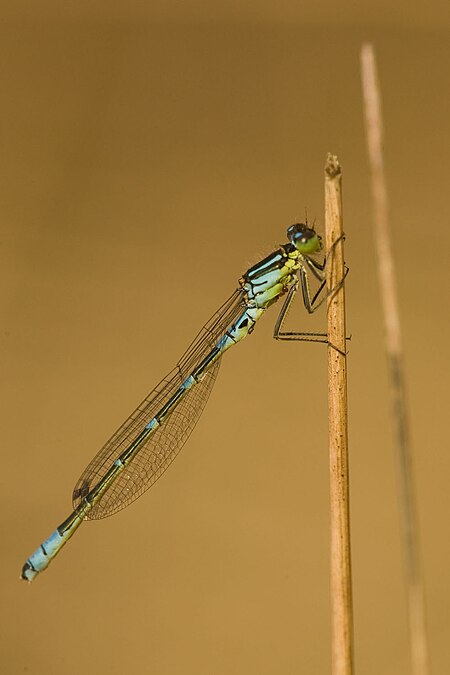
[[273, 234, 348, 343]]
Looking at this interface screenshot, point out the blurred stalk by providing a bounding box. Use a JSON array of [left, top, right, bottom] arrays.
[[360, 43, 430, 675]]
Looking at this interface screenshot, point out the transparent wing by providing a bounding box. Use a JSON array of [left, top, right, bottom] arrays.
[[72, 288, 246, 520]]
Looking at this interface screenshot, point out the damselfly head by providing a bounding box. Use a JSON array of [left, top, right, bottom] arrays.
[[287, 223, 323, 255]]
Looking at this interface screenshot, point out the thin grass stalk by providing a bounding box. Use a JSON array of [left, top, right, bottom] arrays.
[[325, 154, 353, 675], [360, 43, 429, 675]]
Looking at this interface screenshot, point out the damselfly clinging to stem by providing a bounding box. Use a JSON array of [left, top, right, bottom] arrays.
[[22, 222, 346, 582]]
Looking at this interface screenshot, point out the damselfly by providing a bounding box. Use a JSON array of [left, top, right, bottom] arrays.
[[22, 222, 343, 582]]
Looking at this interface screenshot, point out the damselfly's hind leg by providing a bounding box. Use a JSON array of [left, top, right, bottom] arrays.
[[273, 281, 329, 343], [273, 234, 348, 344]]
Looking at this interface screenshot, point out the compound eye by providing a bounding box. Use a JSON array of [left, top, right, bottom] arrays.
[[287, 223, 308, 243]]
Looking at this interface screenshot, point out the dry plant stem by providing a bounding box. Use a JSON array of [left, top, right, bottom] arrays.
[[360, 44, 430, 675], [325, 154, 353, 675]]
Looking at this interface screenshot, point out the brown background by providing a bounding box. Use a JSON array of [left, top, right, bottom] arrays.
[[2, 2, 449, 674]]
